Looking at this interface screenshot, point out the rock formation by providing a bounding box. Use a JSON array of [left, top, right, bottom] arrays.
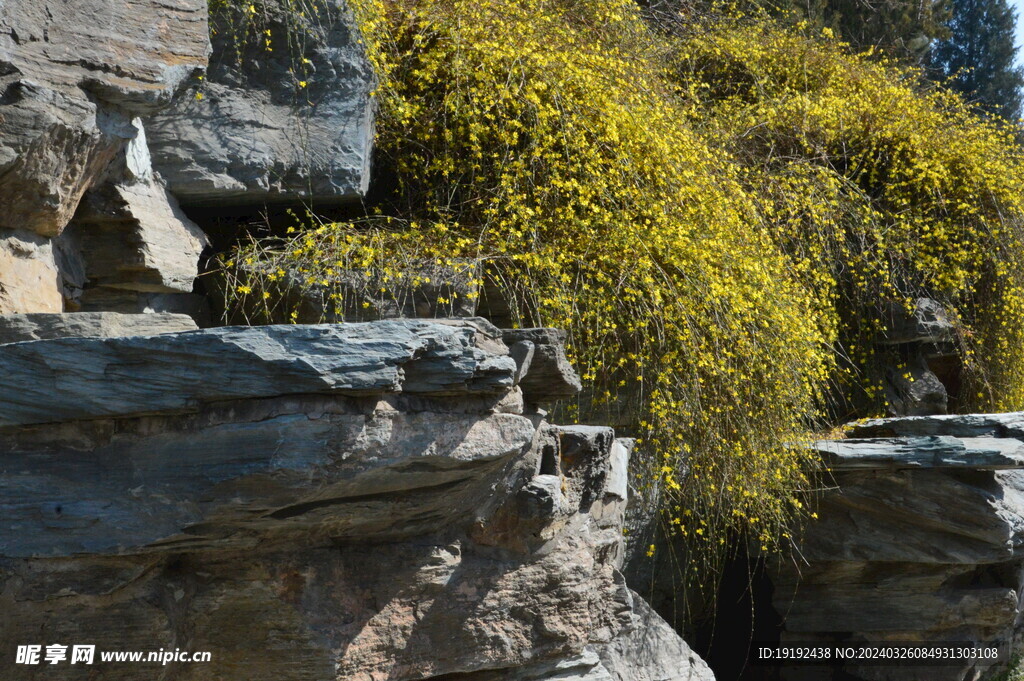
[[0, 0, 209, 313], [0, 0, 375, 317], [0, 0, 209, 237], [0, 314, 712, 681], [878, 298, 959, 416], [0, 311, 198, 343], [770, 413, 1024, 681], [0, 2, 716, 677], [147, 0, 375, 207], [11, 2, 1024, 680], [64, 119, 212, 317]]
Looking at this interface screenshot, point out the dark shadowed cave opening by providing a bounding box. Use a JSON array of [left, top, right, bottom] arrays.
[[689, 552, 784, 681]]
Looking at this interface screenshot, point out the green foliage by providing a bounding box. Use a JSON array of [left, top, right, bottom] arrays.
[[931, 0, 1024, 119], [220, 0, 1024, 592]]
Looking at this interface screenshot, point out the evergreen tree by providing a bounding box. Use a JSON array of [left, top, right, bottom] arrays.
[[931, 0, 1024, 119]]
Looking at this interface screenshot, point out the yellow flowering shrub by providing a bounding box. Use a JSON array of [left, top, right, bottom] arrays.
[[219, 1, 1024, 581], [676, 19, 1024, 411]]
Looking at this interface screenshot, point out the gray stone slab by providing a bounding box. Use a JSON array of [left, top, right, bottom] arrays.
[[0, 312, 198, 343], [0, 320, 517, 426], [813, 435, 1024, 470], [846, 412, 1024, 439]]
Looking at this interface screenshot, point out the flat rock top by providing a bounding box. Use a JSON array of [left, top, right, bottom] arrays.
[[0, 319, 518, 427], [846, 412, 1024, 439], [813, 435, 1024, 470], [812, 412, 1024, 471], [0, 312, 198, 344]]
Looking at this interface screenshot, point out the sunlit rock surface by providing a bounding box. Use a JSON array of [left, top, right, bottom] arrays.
[[771, 412, 1024, 681], [0, 317, 712, 681]]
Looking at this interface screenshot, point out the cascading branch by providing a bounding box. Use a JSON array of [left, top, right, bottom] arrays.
[[220, 0, 1024, 584], [678, 19, 1024, 415]]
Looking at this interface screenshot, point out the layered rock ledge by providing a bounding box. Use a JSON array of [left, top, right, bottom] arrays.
[[0, 315, 711, 681], [771, 413, 1024, 681]]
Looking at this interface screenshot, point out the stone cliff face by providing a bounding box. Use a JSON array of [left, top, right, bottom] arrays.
[[147, 0, 375, 207], [0, 0, 209, 313], [0, 0, 372, 317], [769, 414, 1024, 681], [0, 314, 712, 681], [0, 3, 717, 678], [5, 2, 1024, 681]]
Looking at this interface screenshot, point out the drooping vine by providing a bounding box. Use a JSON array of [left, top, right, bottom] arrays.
[[216, 0, 1024, 592]]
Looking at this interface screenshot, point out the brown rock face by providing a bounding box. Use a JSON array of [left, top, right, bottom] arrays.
[[0, 230, 63, 313]]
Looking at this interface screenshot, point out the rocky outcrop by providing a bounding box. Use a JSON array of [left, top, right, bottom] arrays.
[[0, 0, 210, 314], [0, 317, 710, 681], [69, 176, 208, 290], [1, 0, 379, 318], [0, 5, 714, 679], [458, 594, 714, 681], [68, 153, 208, 294], [770, 412, 1024, 681], [63, 119, 211, 314], [147, 0, 375, 207], [878, 298, 959, 416], [0, 319, 520, 426], [503, 328, 584, 407], [0, 0, 209, 238]]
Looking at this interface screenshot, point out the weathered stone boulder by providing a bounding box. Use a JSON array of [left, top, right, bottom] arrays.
[[769, 413, 1024, 680], [147, 0, 375, 207], [880, 298, 957, 346], [60, 119, 212, 318], [503, 328, 584, 406], [883, 352, 949, 416], [0, 319, 710, 681], [0, 0, 209, 237], [67, 155, 209, 296], [874, 298, 960, 416]]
